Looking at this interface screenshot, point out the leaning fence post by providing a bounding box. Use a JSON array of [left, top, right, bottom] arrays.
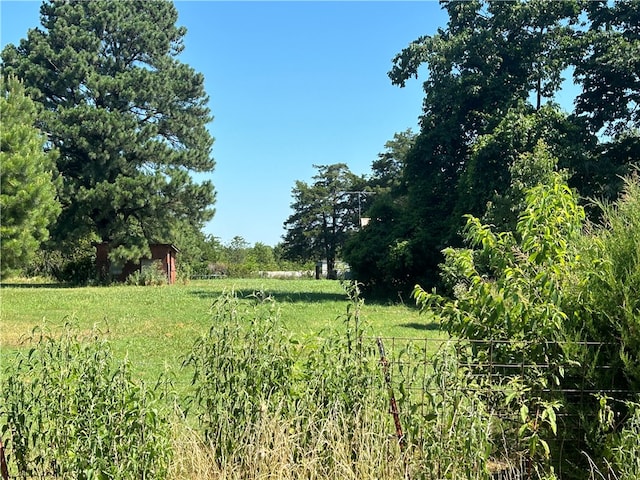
[[0, 437, 8, 480], [377, 337, 405, 449]]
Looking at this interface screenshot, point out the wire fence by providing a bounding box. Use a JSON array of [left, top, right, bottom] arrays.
[[368, 336, 638, 478], [373, 336, 636, 411]]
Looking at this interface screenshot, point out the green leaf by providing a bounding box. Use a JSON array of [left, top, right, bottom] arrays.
[[520, 404, 529, 424]]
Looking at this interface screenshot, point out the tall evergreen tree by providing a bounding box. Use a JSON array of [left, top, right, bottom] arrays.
[[369, 129, 416, 192], [1, 0, 216, 264], [0, 76, 61, 279], [282, 164, 363, 279]]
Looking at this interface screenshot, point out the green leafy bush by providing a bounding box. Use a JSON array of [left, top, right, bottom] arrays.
[[25, 237, 97, 285], [125, 263, 168, 286], [414, 170, 581, 421], [1, 325, 172, 479], [414, 153, 640, 477], [414, 164, 582, 473]]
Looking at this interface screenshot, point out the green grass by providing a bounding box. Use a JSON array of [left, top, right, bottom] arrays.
[[0, 278, 441, 392]]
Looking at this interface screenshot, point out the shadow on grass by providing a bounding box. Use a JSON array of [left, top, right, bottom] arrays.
[[0, 282, 73, 289], [189, 288, 416, 306], [400, 321, 443, 332], [189, 288, 349, 304]]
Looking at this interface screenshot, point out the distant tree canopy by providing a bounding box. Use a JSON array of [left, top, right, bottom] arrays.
[[282, 164, 367, 279], [342, 131, 417, 294], [1, 0, 216, 266], [0, 76, 60, 279], [344, 0, 640, 297], [186, 235, 309, 279]]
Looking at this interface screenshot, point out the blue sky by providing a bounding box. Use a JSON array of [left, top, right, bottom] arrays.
[[1, 1, 449, 246]]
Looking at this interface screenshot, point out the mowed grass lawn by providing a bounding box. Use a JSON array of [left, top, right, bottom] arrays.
[[1, 278, 441, 392]]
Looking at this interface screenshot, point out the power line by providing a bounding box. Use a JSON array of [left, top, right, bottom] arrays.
[[341, 191, 376, 227]]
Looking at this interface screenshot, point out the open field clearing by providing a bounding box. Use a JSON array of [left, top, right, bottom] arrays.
[[1, 279, 456, 479], [0, 278, 441, 390], [2, 278, 637, 479]]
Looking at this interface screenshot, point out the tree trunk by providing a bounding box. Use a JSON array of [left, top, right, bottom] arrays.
[[326, 257, 337, 280]]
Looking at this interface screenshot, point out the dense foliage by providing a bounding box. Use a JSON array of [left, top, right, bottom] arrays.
[[1, 0, 216, 267], [569, 174, 640, 392], [414, 158, 640, 477], [0, 76, 60, 279], [345, 0, 640, 297], [342, 131, 416, 296], [1, 326, 171, 479]]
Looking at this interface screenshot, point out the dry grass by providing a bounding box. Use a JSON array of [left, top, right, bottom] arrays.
[[168, 406, 410, 480]]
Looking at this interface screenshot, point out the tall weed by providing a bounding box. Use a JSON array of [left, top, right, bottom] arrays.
[[183, 283, 502, 479], [125, 263, 168, 286], [0, 324, 171, 479], [182, 290, 299, 463], [608, 400, 640, 480], [569, 173, 640, 391], [182, 283, 401, 477], [583, 398, 640, 480], [391, 341, 495, 479]]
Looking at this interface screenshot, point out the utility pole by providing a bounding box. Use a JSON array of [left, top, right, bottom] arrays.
[[341, 191, 376, 227]]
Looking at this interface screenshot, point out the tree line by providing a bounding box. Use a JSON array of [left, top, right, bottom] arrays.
[[190, 235, 313, 279], [281, 0, 640, 296], [2, 1, 639, 289]]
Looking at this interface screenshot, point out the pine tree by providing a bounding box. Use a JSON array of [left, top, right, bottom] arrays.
[[1, 0, 216, 264], [0, 76, 60, 278]]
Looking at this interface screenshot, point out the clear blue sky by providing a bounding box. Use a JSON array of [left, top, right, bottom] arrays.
[[1, 1, 449, 246]]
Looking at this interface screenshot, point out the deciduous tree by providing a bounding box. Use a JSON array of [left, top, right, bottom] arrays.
[[343, 131, 416, 296], [353, 0, 638, 296], [574, 1, 640, 136], [385, 0, 583, 291]]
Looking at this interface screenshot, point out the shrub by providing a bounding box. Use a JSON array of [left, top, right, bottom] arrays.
[[0, 325, 172, 479], [25, 235, 99, 285], [414, 168, 582, 473], [568, 172, 640, 391], [414, 160, 640, 477], [126, 263, 168, 286]]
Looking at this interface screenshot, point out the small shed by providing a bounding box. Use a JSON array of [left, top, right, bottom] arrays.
[[94, 243, 180, 284]]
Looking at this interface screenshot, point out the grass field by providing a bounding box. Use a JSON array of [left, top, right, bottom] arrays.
[[0, 278, 441, 392]]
